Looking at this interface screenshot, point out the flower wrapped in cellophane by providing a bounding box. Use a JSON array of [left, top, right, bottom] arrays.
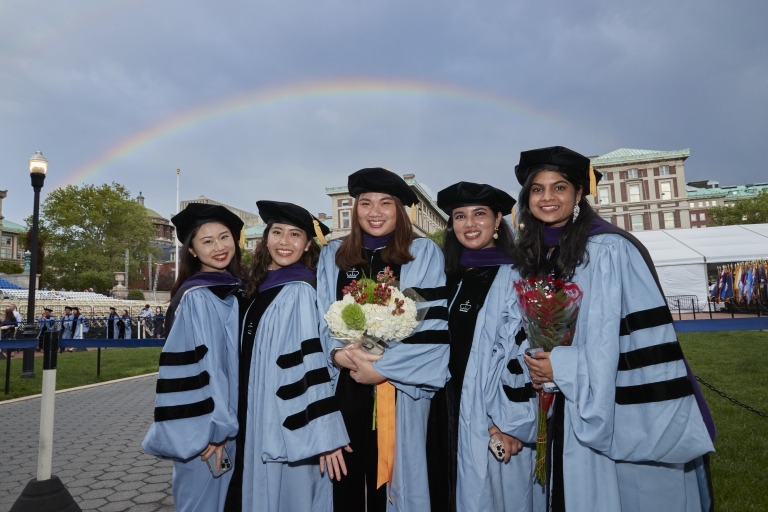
[[325, 267, 424, 354], [513, 275, 582, 484]]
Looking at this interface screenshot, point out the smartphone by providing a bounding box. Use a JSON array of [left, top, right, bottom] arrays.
[[359, 340, 385, 356], [205, 447, 233, 478], [525, 347, 559, 394], [489, 432, 505, 462]]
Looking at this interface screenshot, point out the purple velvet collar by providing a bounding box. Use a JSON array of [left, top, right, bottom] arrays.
[[362, 232, 394, 250], [183, 270, 242, 288], [258, 263, 315, 292], [460, 247, 514, 268], [542, 217, 614, 248]]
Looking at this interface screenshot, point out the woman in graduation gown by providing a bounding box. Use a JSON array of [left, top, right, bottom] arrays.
[[427, 182, 542, 512], [317, 168, 450, 512], [515, 146, 716, 512], [143, 203, 246, 512], [224, 201, 350, 512]]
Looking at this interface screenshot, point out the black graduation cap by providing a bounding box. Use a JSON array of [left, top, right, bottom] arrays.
[[43, 307, 53, 312], [256, 200, 330, 245], [347, 168, 419, 207], [171, 203, 245, 246], [514, 146, 602, 196], [436, 182, 516, 216]]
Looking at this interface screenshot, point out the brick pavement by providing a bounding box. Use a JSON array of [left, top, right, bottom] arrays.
[[0, 375, 174, 511]]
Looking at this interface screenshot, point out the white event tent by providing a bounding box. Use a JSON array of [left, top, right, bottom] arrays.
[[631, 223, 768, 308]]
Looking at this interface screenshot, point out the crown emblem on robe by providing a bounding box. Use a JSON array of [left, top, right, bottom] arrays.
[[459, 300, 471, 313], [346, 268, 360, 279]]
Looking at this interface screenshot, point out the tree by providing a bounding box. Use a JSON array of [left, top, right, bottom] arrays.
[[37, 183, 161, 291], [708, 190, 768, 226], [0, 261, 23, 274], [425, 229, 445, 248], [19, 227, 46, 286]]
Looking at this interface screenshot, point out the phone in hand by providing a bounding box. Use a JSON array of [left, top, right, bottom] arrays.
[[205, 447, 233, 478], [525, 347, 559, 394]]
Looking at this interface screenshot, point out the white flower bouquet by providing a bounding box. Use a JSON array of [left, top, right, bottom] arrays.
[[325, 267, 423, 353]]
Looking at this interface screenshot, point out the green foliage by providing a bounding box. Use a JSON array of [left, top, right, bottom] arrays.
[[679, 331, 768, 511], [0, 261, 23, 274], [708, 190, 768, 226], [241, 249, 253, 267], [1, 348, 161, 401], [425, 228, 445, 248], [37, 183, 161, 291], [127, 289, 146, 300], [341, 303, 367, 330]]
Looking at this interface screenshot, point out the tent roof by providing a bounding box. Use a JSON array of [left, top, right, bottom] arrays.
[[633, 224, 768, 265]]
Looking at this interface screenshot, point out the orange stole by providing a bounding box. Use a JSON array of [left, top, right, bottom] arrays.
[[376, 380, 396, 490]]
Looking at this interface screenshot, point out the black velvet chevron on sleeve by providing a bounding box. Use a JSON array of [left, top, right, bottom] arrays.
[[275, 338, 323, 369], [282, 396, 340, 431]]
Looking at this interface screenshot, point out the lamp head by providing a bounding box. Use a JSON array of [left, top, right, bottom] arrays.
[[29, 151, 48, 174]]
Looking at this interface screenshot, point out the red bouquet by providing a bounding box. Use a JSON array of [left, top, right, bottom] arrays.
[[513, 276, 582, 483]]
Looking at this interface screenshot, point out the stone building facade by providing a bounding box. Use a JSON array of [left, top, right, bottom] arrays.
[[588, 148, 692, 231], [325, 173, 448, 240], [686, 181, 768, 228], [0, 190, 26, 266], [180, 195, 262, 228]]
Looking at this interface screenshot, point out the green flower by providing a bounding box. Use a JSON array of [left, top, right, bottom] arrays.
[[341, 303, 367, 331]]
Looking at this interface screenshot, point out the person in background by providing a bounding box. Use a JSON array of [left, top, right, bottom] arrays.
[[153, 306, 165, 338], [9, 303, 23, 339], [59, 306, 74, 353], [118, 310, 132, 339], [140, 304, 153, 337], [38, 308, 57, 350], [1, 308, 16, 340], [71, 307, 89, 340], [107, 307, 120, 339]]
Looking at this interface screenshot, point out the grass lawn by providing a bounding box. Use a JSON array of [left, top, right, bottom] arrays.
[[680, 330, 768, 512], [1, 347, 161, 401]]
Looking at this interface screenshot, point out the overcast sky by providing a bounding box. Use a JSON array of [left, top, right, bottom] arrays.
[[1, 0, 766, 224]]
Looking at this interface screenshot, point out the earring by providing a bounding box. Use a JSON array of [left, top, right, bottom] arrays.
[[572, 204, 581, 222], [493, 227, 499, 240]]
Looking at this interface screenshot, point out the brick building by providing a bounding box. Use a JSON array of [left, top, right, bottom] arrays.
[[588, 148, 692, 231], [686, 181, 768, 228]]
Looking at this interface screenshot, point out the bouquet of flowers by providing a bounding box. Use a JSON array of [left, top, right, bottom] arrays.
[[513, 275, 582, 483], [325, 267, 422, 354]]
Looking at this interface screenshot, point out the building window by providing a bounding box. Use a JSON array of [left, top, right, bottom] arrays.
[[705, 201, 710, 207], [659, 181, 673, 200], [0, 236, 12, 260], [628, 184, 641, 202], [699, 213, 706, 221], [690, 213, 697, 222], [698, 202, 703, 207], [247, 240, 253, 248], [689, 202, 694, 208], [341, 211, 350, 229], [627, 169, 638, 179], [631, 215, 644, 231], [598, 187, 611, 205], [659, 165, 670, 176], [341, 199, 350, 207], [663, 211, 675, 228]]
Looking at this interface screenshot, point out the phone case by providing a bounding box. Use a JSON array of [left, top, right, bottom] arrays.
[[206, 447, 233, 478]]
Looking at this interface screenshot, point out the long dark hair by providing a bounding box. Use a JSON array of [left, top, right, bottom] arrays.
[[513, 170, 597, 280], [244, 222, 322, 298], [170, 224, 246, 298], [443, 211, 515, 281], [335, 196, 415, 271]]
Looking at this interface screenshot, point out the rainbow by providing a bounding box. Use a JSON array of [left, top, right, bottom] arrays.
[[58, 77, 610, 188]]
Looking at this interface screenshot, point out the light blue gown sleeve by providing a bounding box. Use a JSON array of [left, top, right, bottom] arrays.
[[142, 288, 239, 461], [254, 282, 350, 463], [549, 235, 714, 464], [484, 272, 538, 443], [317, 241, 343, 383], [372, 238, 450, 399]]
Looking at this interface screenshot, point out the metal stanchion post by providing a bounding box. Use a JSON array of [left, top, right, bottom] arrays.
[[11, 330, 80, 511], [97, 347, 101, 377]]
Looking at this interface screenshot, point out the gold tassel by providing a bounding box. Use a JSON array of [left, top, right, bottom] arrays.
[[313, 218, 328, 246], [239, 227, 246, 249], [411, 203, 417, 222], [511, 206, 517, 229], [589, 165, 598, 197]]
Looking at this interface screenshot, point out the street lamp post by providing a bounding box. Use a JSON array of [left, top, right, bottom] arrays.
[[20, 151, 48, 378], [74, 262, 78, 290]]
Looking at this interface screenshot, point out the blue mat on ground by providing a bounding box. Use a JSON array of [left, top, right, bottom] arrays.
[[673, 317, 768, 332], [59, 339, 166, 348]]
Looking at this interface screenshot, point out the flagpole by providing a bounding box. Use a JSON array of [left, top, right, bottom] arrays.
[[174, 168, 180, 279]]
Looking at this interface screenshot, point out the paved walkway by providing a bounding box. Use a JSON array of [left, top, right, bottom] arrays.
[[0, 375, 174, 511]]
